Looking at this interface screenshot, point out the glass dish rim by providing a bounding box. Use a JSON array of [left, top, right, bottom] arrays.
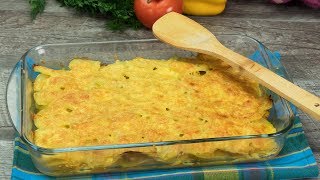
[[11, 34, 295, 154]]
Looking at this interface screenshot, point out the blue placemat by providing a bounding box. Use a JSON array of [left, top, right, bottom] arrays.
[[10, 51, 319, 180]]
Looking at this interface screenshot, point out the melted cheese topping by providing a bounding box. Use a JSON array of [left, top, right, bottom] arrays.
[[32, 54, 277, 172]]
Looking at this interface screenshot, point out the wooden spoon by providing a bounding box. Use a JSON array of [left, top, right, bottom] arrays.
[[152, 12, 320, 120]]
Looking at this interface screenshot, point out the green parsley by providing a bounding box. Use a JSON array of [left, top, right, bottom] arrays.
[[29, 0, 46, 20], [29, 0, 142, 31]]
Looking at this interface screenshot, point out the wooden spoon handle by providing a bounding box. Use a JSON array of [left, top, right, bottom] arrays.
[[210, 46, 320, 120]]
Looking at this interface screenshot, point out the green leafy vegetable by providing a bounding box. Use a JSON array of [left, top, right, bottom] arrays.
[[29, 0, 46, 20], [29, 0, 142, 30]]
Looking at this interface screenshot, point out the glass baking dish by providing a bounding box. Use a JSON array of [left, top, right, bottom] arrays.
[[6, 35, 295, 176]]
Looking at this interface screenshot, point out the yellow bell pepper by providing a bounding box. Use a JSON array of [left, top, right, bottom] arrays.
[[183, 0, 227, 16]]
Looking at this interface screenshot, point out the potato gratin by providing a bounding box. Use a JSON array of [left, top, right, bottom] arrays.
[[32, 54, 278, 172]]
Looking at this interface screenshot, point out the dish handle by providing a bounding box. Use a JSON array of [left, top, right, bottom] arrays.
[[6, 61, 22, 135]]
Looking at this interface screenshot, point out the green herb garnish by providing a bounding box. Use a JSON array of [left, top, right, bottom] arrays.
[[29, 0, 46, 20], [29, 0, 142, 31]]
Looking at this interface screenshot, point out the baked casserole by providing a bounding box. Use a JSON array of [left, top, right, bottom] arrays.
[[32, 54, 278, 172]]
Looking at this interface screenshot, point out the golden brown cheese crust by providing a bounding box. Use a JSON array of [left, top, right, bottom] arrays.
[[33, 55, 276, 168]]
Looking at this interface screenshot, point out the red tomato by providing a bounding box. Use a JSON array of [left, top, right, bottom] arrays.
[[134, 0, 183, 29]]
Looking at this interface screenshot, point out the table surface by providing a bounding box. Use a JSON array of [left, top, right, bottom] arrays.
[[0, 0, 319, 179]]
